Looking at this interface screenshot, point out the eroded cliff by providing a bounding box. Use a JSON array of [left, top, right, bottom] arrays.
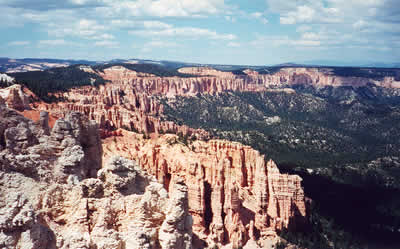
[[0, 82, 308, 248], [102, 130, 307, 248], [0, 106, 192, 249], [26, 65, 400, 139]]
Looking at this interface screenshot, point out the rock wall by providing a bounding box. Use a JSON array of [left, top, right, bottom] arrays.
[[39, 82, 209, 139], [30, 66, 400, 138], [0, 106, 192, 249], [0, 84, 31, 111], [12, 65, 393, 142], [102, 131, 307, 248]]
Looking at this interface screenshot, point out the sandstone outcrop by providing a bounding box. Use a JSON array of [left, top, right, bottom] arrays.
[[178, 67, 400, 89], [99, 65, 157, 80], [178, 67, 236, 78], [38, 80, 210, 139], [0, 106, 192, 249], [4, 64, 388, 147], [0, 84, 30, 111], [0, 73, 14, 83], [103, 130, 307, 248], [28, 65, 399, 140]]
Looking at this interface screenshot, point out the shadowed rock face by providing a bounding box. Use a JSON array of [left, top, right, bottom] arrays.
[[0, 105, 192, 249], [102, 131, 307, 248]]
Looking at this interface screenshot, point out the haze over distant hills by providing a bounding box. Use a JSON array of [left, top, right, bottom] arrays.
[[1, 57, 399, 73]]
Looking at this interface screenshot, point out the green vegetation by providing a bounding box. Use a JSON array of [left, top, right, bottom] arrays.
[[161, 87, 400, 169], [9, 65, 107, 101], [160, 85, 400, 247], [279, 203, 363, 249], [9, 62, 197, 102], [331, 67, 400, 80], [0, 78, 11, 88], [240, 66, 400, 80]]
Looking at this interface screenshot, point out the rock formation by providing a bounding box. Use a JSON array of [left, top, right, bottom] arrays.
[[0, 66, 312, 248], [38, 80, 210, 139], [0, 105, 192, 249], [26, 65, 399, 140], [0, 73, 14, 83], [0, 84, 31, 111], [102, 131, 307, 248]]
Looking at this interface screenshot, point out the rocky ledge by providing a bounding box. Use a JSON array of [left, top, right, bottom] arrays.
[[0, 105, 192, 249]]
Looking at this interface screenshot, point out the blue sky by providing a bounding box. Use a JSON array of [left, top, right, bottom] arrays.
[[0, 0, 399, 65]]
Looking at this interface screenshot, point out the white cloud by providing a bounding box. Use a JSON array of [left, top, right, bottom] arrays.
[[251, 12, 263, 18], [91, 33, 115, 40], [225, 15, 236, 22], [264, 0, 400, 54], [107, 0, 227, 18], [130, 26, 236, 40], [280, 5, 316, 24], [111, 20, 173, 29], [38, 39, 67, 46], [69, 0, 100, 5], [145, 40, 179, 48], [8, 41, 30, 46], [94, 40, 119, 48], [250, 12, 268, 24], [227, 42, 241, 47], [260, 18, 269, 24], [143, 21, 173, 29], [301, 32, 320, 40], [251, 33, 325, 48], [353, 19, 367, 30], [296, 25, 312, 33], [293, 40, 321, 46], [47, 18, 109, 39]]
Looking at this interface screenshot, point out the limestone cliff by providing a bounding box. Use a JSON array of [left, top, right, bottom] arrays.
[[102, 130, 307, 248], [0, 106, 192, 249]]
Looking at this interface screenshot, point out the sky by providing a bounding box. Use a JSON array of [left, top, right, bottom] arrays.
[[0, 0, 399, 65]]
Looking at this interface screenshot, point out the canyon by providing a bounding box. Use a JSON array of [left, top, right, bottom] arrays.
[[3, 64, 399, 248], [102, 130, 307, 248], [29, 65, 400, 139]]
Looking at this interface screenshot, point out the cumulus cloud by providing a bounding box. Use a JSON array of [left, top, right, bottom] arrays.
[[264, 0, 400, 53], [267, 0, 399, 26], [280, 5, 315, 24], [130, 26, 236, 40], [1, 0, 230, 19], [110, 20, 173, 30], [108, 0, 227, 18], [47, 18, 109, 39], [0, 0, 398, 63], [250, 12, 268, 24], [1, 0, 104, 11]]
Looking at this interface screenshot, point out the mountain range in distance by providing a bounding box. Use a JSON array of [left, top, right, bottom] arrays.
[[1, 57, 399, 73]]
